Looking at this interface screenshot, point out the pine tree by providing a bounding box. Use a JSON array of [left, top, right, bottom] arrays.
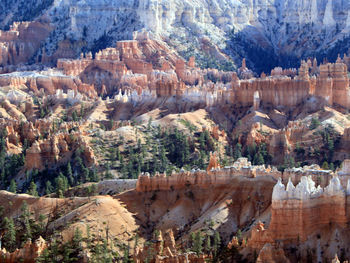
[[55, 172, 69, 198], [67, 162, 74, 185], [27, 181, 38, 197], [9, 179, 17, 193], [253, 152, 265, 165], [213, 232, 221, 257], [205, 235, 211, 254], [192, 231, 203, 256], [234, 143, 242, 160], [72, 110, 78, 122], [38, 214, 46, 235], [20, 201, 32, 243], [89, 167, 99, 182], [3, 217, 16, 251], [322, 161, 329, 170], [122, 243, 130, 263], [45, 181, 53, 195]]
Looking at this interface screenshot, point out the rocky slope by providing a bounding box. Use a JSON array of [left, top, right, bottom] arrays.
[[2, 0, 350, 72], [2, 158, 350, 262]]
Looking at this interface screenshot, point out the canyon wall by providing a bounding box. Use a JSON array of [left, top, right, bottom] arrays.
[[245, 173, 350, 261], [3, 0, 350, 69], [55, 36, 350, 111], [136, 158, 281, 192], [2, 32, 350, 111], [270, 176, 348, 242], [0, 21, 51, 67]]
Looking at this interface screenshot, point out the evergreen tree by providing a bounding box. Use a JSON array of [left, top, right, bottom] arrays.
[[205, 235, 211, 254], [253, 152, 265, 165], [9, 179, 17, 193], [72, 110, 78, 122], [192, 231, 203, 256], [234, 143, 242, 160], [89, 167, 99, 182], [45, 181, 53, 195], [20, 201, 32, 243], [55, 173, 69, 198], [3, 217, 16, 251], [27, 181, 38, 197], [213, 232, 221, 257], [67, 162, 74, 185], [322, 161, 329, 170], [122, 243, 130, 263], [38, 214, 46, 235]]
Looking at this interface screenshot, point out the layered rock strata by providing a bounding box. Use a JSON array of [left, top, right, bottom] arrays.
[[136, 158, 281, 192], [270, 175, 348, 242]]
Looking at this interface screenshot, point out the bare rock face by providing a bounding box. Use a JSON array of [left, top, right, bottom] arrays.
[[134, 229, 208, 263], [206, 152, 220, 172], [136, 158, 281, 192], [0, 236, 47, 263], [1, 99, 26, 121], [52, 37, 350, 114], [269, 176, 347, 242], [3, 32, 349, 114], [245, 174, 350, 261], [25, 132, 96, 171], [256, 243, 290, 263], [0, 21, 51, 67]]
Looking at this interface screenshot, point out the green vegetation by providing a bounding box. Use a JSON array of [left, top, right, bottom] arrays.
[[179, 43, 236, 73], [309, 117, 321, 130], [241, 142, 272, 166], [0, 202, 46, 253], [100, 125, 219, 179], [0, 128, 25, 190]]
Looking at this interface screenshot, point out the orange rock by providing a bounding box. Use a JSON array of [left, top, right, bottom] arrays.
[[136, 158, 281, 192], [0, 21, 52, 67], [207, 152, 220, 172], [0, 236, 47, 263], [255, 243, 290, 263], [134, 229, 210, 263]]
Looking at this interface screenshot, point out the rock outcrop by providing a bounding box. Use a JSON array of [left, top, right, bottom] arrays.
[[0, 236, 47, 263], [25, 131, 95, 171], [134, 229, 209, 263], [54, 35, 350, 113], [136, 158, 281, 192], [255, 243, 290, 263], [270, 176, 347, 242], [246, 173, 350, 261], [0, 21, 51, 67]]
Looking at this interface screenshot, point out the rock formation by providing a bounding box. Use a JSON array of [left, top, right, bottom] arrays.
[[134, 229, 209, 263], [55, 35, 350, 113], [136, 158, 281, 192], [255, 243, 290, 263], [24, 131, 95, 171], [245, 173, 350, 261], [0, 21, 51, 67], [0, 236, 47, 263], [270, 175, 347, 242], [206, 152, 220, 171]]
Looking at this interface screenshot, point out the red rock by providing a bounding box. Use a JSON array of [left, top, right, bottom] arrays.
[[0, 236, 47, 263]]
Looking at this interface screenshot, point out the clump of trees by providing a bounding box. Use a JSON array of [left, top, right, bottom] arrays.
[[0, 202, 46, 253], [105, 125, 219, 179], [0, 128, 25, 190]]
